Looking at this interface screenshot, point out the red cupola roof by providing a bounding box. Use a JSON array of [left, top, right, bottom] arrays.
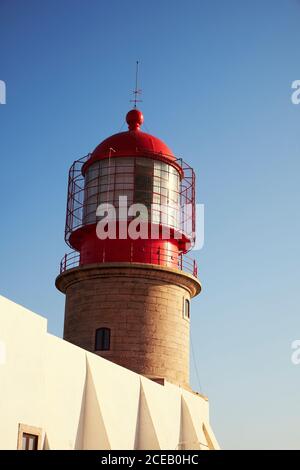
[[82, 109, 176, 174]]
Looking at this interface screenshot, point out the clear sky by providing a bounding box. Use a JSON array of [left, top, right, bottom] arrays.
[[1, 0, 300, 450]]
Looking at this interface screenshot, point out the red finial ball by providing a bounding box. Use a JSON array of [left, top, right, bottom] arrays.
[[126, 109, 144, 131]]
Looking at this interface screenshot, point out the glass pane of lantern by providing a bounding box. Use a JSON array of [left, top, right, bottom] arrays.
[[134, 159, 153, 208]]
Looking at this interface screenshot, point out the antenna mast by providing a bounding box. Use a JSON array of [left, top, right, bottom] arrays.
[[130, 60, 142, 108]]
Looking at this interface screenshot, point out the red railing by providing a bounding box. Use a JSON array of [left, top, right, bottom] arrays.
[[60, 249, 198, 277]]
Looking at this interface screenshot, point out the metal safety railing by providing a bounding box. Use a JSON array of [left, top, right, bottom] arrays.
[[64, 153, 196, 249], [59, 247, 198, 278]]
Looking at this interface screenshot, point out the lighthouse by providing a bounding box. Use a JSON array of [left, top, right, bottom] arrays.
[[0, 100, 219, 450], [56, 108, 200, 390]]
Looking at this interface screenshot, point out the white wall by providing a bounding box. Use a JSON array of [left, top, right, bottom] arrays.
[[0, 295, 219, 450]]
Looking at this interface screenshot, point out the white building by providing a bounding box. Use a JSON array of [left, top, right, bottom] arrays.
[[0, 295, 219, 450]]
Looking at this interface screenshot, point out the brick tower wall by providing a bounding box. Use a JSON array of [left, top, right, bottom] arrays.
[[56, 263, 201, 389]]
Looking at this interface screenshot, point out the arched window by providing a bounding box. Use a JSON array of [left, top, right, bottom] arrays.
[[95, 327, 111, 351]]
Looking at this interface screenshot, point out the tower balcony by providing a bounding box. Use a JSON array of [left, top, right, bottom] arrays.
[[59, 247, 198, 278]]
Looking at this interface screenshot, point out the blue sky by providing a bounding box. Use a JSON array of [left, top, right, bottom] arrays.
[[1, 0, 300, 449]]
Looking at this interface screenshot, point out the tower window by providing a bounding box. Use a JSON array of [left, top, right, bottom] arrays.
[[183, 298, 190, 320], [95, 327, 111, 351]]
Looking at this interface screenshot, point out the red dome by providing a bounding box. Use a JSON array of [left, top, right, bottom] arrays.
[[92, 129, 174, 159], [82, 109, 176, 174]]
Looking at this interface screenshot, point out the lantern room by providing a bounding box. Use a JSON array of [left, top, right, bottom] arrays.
[[61, 109, 196, 275]]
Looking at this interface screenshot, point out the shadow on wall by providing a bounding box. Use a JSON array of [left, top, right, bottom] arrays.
[[134, 383, 160, 450], [75, 359, 110, 450]]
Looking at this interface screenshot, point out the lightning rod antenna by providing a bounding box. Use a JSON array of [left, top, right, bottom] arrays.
[[130, 60, 142, 108]]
